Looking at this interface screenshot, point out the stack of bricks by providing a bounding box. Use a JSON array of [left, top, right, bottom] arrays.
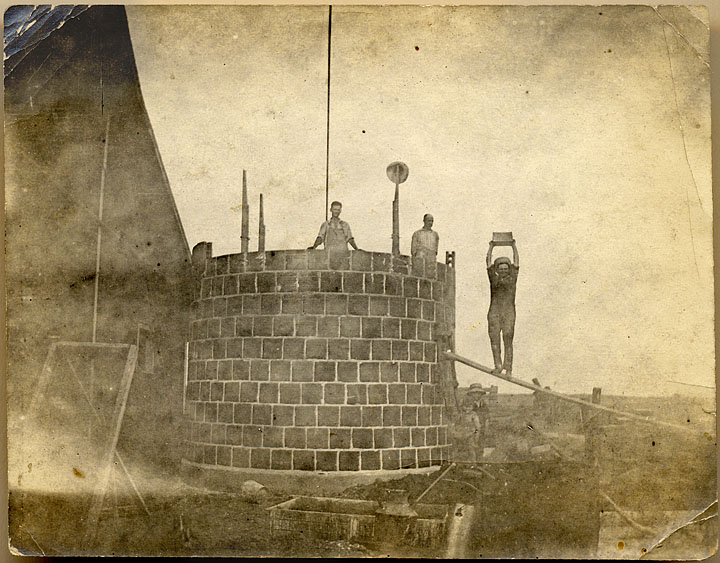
[[185, 247, 455, 472]]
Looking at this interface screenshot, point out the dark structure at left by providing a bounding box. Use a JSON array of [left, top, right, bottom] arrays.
[[5, 6, 194, 467]]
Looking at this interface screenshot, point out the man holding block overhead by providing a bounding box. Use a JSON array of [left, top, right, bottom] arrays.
[[486, 233, 519, 375]]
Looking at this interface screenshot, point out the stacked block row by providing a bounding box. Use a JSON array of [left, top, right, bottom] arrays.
[[185, 249, 455, 472]]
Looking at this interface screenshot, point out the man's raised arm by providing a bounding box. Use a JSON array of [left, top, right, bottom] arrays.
[[512, 241, 519, 268], [486, 241, 495, 269]]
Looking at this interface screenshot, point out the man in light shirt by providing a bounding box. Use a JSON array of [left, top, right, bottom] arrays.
[[411, 214, 439, 262], [308, 201, 359, 251]]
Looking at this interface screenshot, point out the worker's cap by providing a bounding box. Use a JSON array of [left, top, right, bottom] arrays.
[[467, 384, 488, 395], [494, 256, 511, 266]]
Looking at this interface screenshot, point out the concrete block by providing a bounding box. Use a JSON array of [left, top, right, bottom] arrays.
[[411, 257, 425, 278], [238, 273, 256, 294], [352, 427, 373, 449], [318, 316, 339, 337], [351, 339, 371, 360], [244, 425, 263, 447], [236, 317, 253, 337], [303, 294, 325, 315], [224, 381, 240, 402], [205, 360, 219, 380], [343, 272, 364, 293], [351, 251, 372, 271], [233, 359, 250, 380], [418, 406, 432, 426], [340, 406, 362, 427], [257, 272, 276, 293], [418, 279, 432, 300], [330, 427, 351, 448], [221, 317, 236, 338], [301, 383, 323, 404], [229, 253, 245, 274], [364, 273, 384, 295], [218, 403, 234, 423], [402, 406, 418, 426], [382, 317, 400, 339], [203, 445, 217, 465], [384, 274, 401, 296], [407, 384, 422, 405], [392, 340, 409, 361], [337, 361, 358, 383], [273, 316, 294, 336], [425, 426, 438, 446], [284, 338, 306, 360], [314, 361, 336, 382], [282, 294, 303, 314], [285, 250, 308, 270], [421, 385, 434, 405], [243, 294, 261, 315], [407, 299, 422, 319], [293, 450, 315, 471], [308, 250, 329, 270], [359, 361, 379, 382], [321, 271, 343, 293], [383, 405, 401, 426], [339, 317, 361, 338], [262, 338, 283, 359], [250, 359, 270, 381], [415, 363, 429, 383], [232, 447, 250, 468], [399, 362, 416, 383], [368, 383, 388, 404], [291, 360, 313, 382], [254, 316, 272, 336], [371, 340, 391, 360], [269, 360, 291, 382], [388, 297, 406, 317], [361, 317, 381, 339], [346, 382, 367, 404], [371, 252, 391, 272], [271, 449, 292, 470], [279, 382, 301, 404], [401, 319, 417, 340], [259, 382, 279, 403], [417, 446, 431, 468], [208, 319, 221, 339], [211, 382, 224, 401], [382, 449, 401, 470], [295, 405, 317, 426], [265, 251, 285, 271], [261, 294, 281, 315], [205, 403, 218, 423], [216, 255, 229, 275], [297, 271, 320, 293], [324, 383, 345, 404], [369, 296, 389, 316], [285, 427, 306, 448], [234, 404, 252, 424], [224, 275, 239, 296], [263, 426, 284, 448], [403, 277, 419, 298], [212, 277, 223, 297], [325, 294, 348, 315], [306, 338, 328, 359], [361, 450, 381, 470], [374, 428, 393, 449], [318, 405, 340, 427], [227, 296, 243, 316], [227, 424, 243, 444], [316, 450, 339, 471], [362, 405, 382, 427], [200, 382, 211, 401], [250, 448, 271, 469], [328, 250, 350, 271], [424, 342, 437, 362], [388, 383, 406, 404], [416, 322, 431, 342], [400, 448, 417, 469], [411, 427, 426, 447], [212, 339, 227, 360], [272, 404, 294, 426], [380, 362, 399, 383], [307, 427, 330, 449], [421, 301, 435, 322], [252, 404, 272, 425], [339, 451, 360, 471], [348, 295, 369, 316]]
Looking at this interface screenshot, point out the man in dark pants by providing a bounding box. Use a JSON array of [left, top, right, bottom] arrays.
[[486, 240, 519, 375]]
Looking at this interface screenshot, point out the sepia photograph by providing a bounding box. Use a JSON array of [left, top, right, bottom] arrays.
[[4, 3, 717, 558]]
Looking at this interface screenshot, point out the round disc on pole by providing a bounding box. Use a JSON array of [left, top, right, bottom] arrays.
[[386, 161, 409, 184]]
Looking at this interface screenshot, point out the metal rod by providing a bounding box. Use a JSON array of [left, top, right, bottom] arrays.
[[392, 183, 400, 255], [258, 194, 266, 252], [413, 462, 455, 505], [325, 5, 332, 221], [241, 170, 249, 254], [92, 115, 111, 343], [443, 351, 692, 433]]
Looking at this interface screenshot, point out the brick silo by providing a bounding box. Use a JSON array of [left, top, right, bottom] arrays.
[[184, 247, 455, 472]]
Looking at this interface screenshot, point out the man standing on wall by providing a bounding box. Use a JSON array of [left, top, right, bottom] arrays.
[[486, 240, 519, 375], [308, 201, 360, 251], [411, 214, 439, 262]]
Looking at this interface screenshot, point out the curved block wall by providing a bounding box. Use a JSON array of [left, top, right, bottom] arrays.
[[184, 248, 455, 472]]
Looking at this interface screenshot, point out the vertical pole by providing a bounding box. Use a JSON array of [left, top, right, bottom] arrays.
[[258, 194, 266, 252], [92, 115, 111, 343], [325, 6, 332, 221], [183, 342, 189, 415], [241, 169, 249, 255], [392, 183, 400, 255]]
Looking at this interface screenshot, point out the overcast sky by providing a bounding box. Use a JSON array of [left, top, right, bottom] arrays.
[[126, 5, 713, 397]]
